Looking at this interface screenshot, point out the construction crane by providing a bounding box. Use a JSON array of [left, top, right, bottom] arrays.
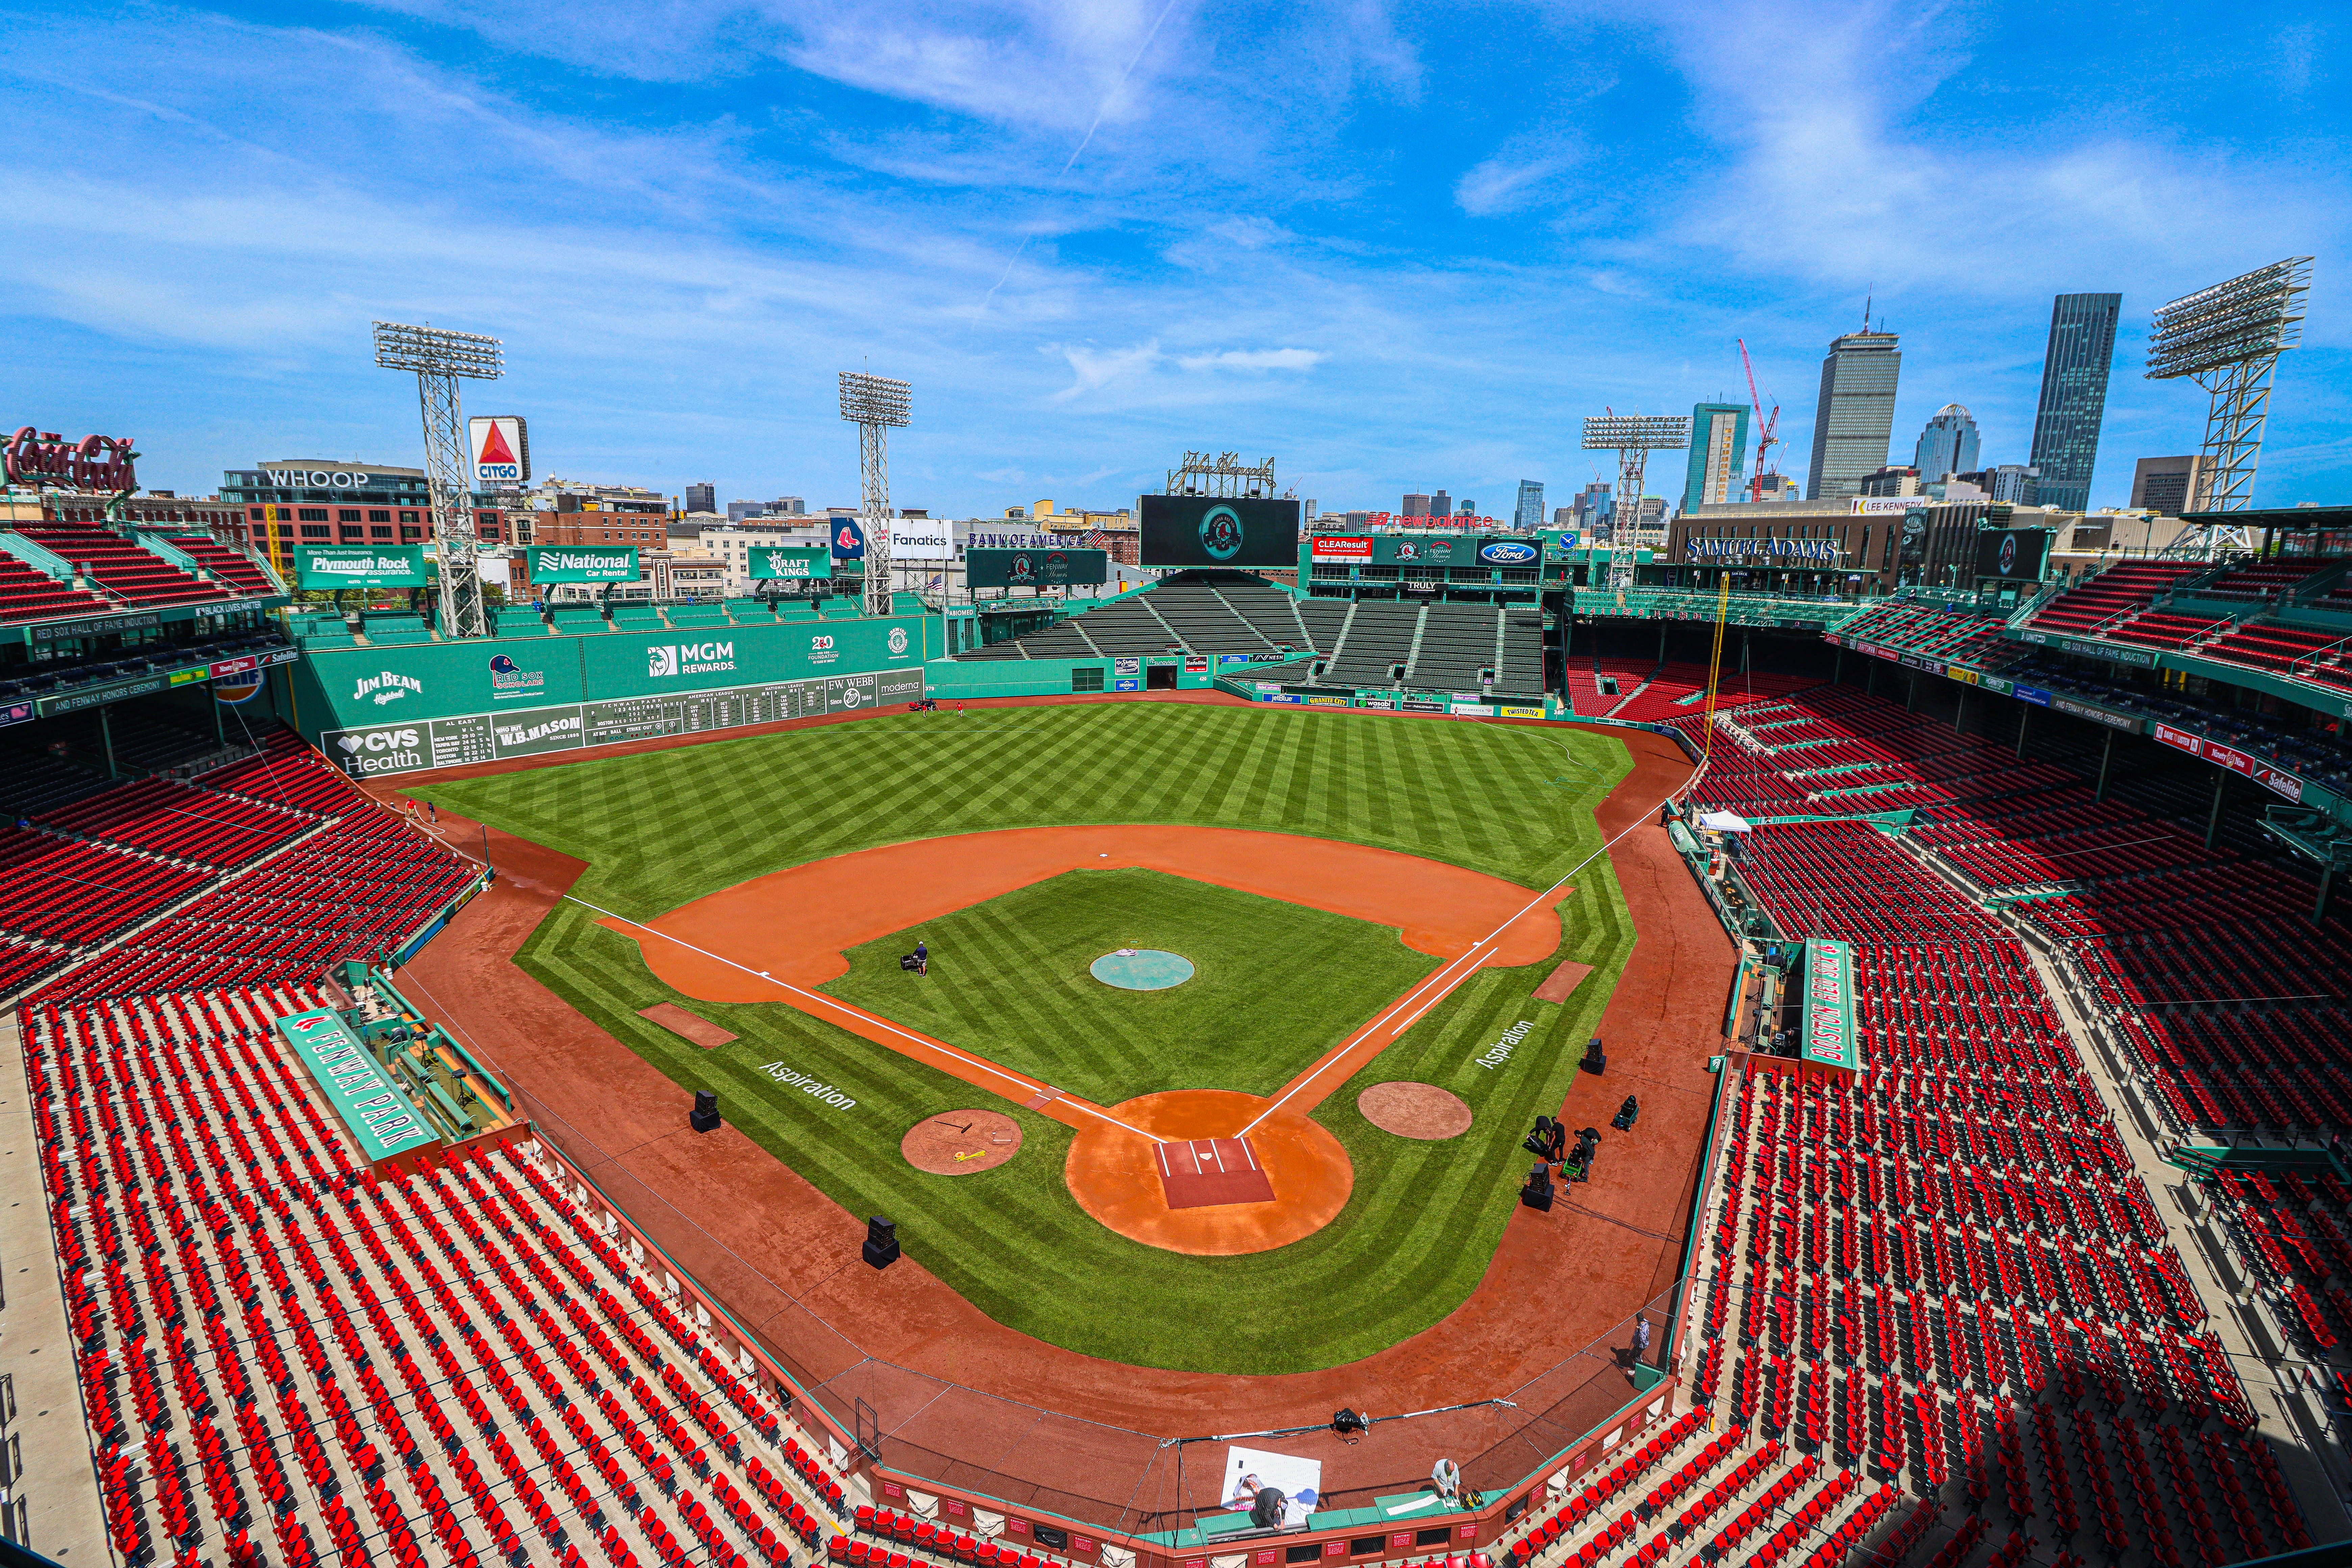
[[1737, 338, 1782, 501]]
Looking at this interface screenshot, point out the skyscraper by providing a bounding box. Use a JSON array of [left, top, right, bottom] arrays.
[[1429, 489, 1452, 519], [1682, 403, 1750, 512], [1513, 480, 1545, 531], [2028, 292, 2121, 513], [1912, 405, 1981, 479], [1806, 328, 1902, 501], [1401, 493, 1430, 517], [685, 481, 717, 514]]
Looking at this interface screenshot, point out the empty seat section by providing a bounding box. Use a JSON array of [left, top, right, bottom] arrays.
[[12, 523, 230, 607], [1320, 601, 1420, 686]]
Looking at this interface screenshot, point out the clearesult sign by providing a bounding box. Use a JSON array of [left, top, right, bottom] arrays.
[[294, 545, 428, 589], [528, 545, 639, 584], [749, 546, 831, 580]]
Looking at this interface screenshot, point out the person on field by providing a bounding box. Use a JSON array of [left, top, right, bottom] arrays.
[[1431, 1457, 1461, 1504], [915, 939, 928, 975]]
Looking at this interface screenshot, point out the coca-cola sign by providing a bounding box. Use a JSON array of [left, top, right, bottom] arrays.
[[4, 427, 138, 491]]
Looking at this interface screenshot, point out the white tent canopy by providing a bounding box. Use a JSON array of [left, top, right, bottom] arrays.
[[1696, 811, 1754, 833]]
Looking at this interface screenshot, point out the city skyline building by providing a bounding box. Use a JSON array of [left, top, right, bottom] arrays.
[[2029, 292, 2121, 513], [1513, 480, 1544, 531], [1912, 405, 1981, 481], [1682, 403, 1750, 513], [1401, 492, 1430, 517], [1806, 328, 1902, 501], [684, 481, 716, 514], [2129, 455, 2207, 517], [1429, 488, 1452, 518], [1572, 481, 1613, 534]]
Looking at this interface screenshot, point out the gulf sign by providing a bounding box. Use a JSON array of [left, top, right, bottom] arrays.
[[1310, 536, 1374, 560], [469, 416, 530, 486]]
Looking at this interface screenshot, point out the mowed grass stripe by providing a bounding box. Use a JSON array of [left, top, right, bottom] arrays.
[[439, 705, 1642, 1372]]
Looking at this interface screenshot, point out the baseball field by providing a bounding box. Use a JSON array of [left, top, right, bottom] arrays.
[[417, 703, 1638, 1375]]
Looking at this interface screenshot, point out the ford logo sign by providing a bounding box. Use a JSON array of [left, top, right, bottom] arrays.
[[1478, 540, 1538, 565]]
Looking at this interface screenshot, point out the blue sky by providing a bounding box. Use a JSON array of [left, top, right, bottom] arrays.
[[4, 0, 2345, 518]]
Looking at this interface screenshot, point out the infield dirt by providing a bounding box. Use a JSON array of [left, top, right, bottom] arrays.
[[377, 693, 1733, 1517]]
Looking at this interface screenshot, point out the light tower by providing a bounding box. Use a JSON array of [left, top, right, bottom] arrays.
[[1582, 414, 1689, 586], [373, 320, 503, 639], [839, 371, 912, 617], [2146, 256, 2314, 551]]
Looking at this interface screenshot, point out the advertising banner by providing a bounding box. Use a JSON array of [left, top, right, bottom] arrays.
[[1309, 536, 1373, 560], [295, 545, 429, 590], [1218, 1446, 1322, 1528], [1113, 657, 1141, 678], [1138, 495, 1299, 569], [1973, 527, 2051, 583], [1800, 938, 1861, 1073], [966, 547, 1108, 589], [830, 519, 866, 561], [272, 1009, 442, 1162], [1368, 534, 1540, 567], [469, 416, 530, 486], [322, 665, 926, 778], [2255, 765, 2305, 802], [527, 545, 639, 584], [749, 546, 832, 580], [880, 518, 952, 561], [2205, 741, 2255, 778], [2153, 724, 2202, 756]]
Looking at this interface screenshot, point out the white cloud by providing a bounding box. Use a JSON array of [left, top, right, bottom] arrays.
[[1047, 340, 1165, 400], [1175, 348, 1325, 371]]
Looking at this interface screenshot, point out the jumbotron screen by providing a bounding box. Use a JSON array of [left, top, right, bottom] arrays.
[[1138, 495, 1301, 569]]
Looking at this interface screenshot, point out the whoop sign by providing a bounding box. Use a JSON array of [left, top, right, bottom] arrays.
[[5, 427, 137, 491], [469, 416, 530, 486]]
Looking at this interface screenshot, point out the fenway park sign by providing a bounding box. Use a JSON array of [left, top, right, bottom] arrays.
[[4, 427, 138, 491]]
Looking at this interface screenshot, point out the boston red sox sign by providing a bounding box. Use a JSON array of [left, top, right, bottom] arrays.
[[4, 428, 138, 491]]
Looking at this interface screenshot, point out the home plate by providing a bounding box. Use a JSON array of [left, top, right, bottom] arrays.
[[1156, 1137, 1277, 1209]]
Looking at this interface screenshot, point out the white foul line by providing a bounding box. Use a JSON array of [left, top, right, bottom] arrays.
[[562, 892, 1169, 1146], [1234, 780, 1689, 1138]]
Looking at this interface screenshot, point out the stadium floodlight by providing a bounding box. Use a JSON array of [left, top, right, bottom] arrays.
[[2145, 257, 2314, 545], [1582, 415, 1690, 583], [840, 371, 913, 617], [374, 320, 505, 639]]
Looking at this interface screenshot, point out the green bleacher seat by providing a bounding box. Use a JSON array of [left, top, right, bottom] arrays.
[[365, 628, 437, 646], [300, 633, 358, 650]]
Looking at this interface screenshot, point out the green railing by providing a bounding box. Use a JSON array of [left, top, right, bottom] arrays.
[[1569, 585, 1874, 631]]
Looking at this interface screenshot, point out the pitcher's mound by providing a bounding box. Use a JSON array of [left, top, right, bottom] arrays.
[[903, 1110, 1023, 1175], [1065, 1089, 1352, 1255], [1358, 1081, 1472, 1140]]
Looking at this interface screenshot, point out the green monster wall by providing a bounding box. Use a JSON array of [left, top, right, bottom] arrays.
[[286, 614, 936, 778]]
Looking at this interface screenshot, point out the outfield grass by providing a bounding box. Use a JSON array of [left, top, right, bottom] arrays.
[[824, 868, 1442, 1104], [421, 703, 1635, 1374]]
